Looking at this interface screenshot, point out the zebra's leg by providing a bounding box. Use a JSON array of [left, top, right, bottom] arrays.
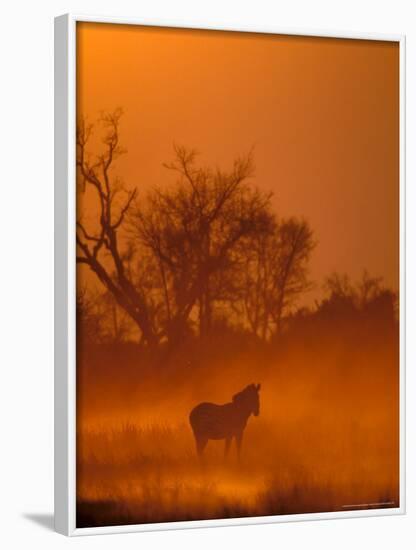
[[236, 431, 244, 460], [196, 436, 208, 458], [224, 437, 231, 459]]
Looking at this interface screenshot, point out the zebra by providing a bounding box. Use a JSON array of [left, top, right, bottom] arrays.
[[189, 383, 261, 458]]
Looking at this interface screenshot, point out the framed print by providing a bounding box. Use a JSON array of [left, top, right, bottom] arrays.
[[54, 14, 405, 536]]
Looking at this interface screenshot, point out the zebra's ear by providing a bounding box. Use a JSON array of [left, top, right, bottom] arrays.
[[256, 383, 261, 391]]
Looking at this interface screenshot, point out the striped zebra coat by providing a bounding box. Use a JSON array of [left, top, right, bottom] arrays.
[[189, 383, 261, 458]]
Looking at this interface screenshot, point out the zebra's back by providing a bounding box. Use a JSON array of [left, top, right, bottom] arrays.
[[189, 401, 238, 440]]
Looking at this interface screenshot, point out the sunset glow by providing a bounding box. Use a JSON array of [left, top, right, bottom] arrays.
[[76, 22, 399, 528]]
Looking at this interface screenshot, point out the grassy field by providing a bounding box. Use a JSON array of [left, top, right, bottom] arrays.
[[76, 411, 399, 527], [76, 318, 399, 527]]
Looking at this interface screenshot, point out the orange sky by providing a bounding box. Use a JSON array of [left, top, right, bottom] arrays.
[[76, 22, 399, 298]]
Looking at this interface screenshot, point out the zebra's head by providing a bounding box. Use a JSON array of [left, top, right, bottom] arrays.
[[232, 383, 261, 417]]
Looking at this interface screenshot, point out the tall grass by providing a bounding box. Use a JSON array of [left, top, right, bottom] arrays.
[[77, 415, 398, 527], [76, 316, 399, 526]]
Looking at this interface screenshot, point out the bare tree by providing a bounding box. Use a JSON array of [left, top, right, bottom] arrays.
[[271, 218, 315, 334], [131, 146, 274, 342], [242, 218, 315, 339], [76, 110, 158, 347], [76, 114, 315, 348]]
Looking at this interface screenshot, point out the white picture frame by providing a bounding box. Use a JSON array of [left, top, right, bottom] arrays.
[[54, 13, 406, 536]]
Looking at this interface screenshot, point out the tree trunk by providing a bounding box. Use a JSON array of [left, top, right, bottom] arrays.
[[84, 256, 158, 348]]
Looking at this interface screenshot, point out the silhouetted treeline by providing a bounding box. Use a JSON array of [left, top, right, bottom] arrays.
[[76, 111, 316, 349], [76, 112, 398, 357], [77, 271, 398, 384]]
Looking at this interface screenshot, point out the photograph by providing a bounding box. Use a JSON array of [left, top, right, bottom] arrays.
[[74, 22, 400, 528]]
